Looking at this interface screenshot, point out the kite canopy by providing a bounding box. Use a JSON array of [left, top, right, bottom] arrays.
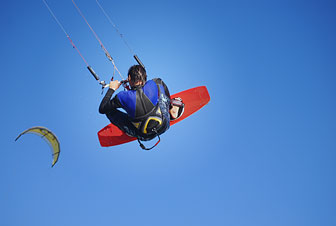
[[15, 126, 60, 167]]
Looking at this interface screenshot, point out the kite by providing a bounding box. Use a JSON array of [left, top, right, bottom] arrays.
[[15, 126, 60, 167]]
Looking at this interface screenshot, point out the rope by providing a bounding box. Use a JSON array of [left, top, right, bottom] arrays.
[[137, 135, 161, 151], [71, 0, 124, 80], [95, 0, 134, 55], [42, 0, 89, 66]]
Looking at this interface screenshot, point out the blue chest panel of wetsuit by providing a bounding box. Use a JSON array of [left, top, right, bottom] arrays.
[[117, 80, 159, 118]]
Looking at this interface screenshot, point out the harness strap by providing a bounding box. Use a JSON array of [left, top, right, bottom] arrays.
[[132, 82, 164, 135], [134, 81, 165, 150], [137, 134, 161, 151]]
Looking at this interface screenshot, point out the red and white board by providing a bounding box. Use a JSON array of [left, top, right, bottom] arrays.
[[98, 86, 210, 147]]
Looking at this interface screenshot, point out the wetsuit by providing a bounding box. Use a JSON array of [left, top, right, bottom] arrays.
[[99, 78, 171, 141]]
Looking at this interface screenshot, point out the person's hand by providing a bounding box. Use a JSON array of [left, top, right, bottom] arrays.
[[109, 80, 121, 90]]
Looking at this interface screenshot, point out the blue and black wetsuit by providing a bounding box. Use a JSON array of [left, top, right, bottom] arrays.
[[99, 78, 171, 141]]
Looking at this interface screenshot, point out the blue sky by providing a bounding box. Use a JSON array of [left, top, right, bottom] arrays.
[[1, 0, 336, 225]]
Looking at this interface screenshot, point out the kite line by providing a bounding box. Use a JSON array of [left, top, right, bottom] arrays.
[[42, 0, 145, 90], [94, 0, 145, 69], [42, 0, 121, 90]]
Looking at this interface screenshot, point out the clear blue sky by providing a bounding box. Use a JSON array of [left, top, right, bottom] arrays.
[[1, 0, 336, 225]]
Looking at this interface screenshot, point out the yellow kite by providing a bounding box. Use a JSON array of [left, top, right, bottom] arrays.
[[15, 126, 60, 167]]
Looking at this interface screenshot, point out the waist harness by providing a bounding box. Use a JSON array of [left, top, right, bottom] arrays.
[[131, 82, 164, 141]]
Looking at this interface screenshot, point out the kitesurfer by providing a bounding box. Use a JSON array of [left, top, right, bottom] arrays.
[[99, 65, 183, 142]]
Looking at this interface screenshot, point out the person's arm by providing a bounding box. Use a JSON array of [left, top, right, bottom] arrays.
[[99, 81, 122, 114]]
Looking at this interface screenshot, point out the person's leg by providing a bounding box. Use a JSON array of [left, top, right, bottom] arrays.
[[157, 92, 171, 134], [106, 109, 139, 138]]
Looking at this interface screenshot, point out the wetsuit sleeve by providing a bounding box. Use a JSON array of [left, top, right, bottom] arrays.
[[99, 88, 123, 114]]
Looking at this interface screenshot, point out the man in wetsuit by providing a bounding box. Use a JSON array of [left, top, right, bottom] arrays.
[[99, 65, 176, 144]]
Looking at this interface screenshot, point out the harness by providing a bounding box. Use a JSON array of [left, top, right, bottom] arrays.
[[131, 82, 165, 150]]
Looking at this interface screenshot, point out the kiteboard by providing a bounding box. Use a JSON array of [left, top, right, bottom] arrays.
[[98, 86, 210, 147]]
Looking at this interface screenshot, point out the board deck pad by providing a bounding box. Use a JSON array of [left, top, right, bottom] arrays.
[[98, 86, 210, 147]]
